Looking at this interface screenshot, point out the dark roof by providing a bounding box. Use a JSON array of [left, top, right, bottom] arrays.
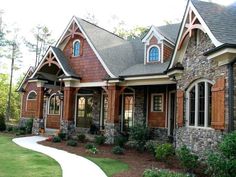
[[76, 17, 144, 77], [119, 61, 170, 77], [51, 47, 80, 78], [156, 23, 181, 43], [192, 0, 236, 44]]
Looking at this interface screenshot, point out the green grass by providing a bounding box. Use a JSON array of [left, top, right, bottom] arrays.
[[0, 134, 62, 177], [87, 157, 129, 177]]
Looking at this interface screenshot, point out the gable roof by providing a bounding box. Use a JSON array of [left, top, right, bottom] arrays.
[[17, 66, 34, 92], [192, 0, 236, 45]]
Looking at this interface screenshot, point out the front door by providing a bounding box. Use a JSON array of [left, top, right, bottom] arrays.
[[76, 95, 93, 128]]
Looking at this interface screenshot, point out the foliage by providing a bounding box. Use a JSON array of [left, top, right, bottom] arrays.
[[87, 157, 129, 177], [176, 145, 198, 172], [0, 134, 62, 177], [77, 133, 86, 143], [87, 147, 99, 154], [129, 123, 149, 152], [0, 113, 6, 131], [112, 146, 125, 155], [58, 132, 67, 140], [85, 143, 96, 149], [19, 126, 26, 135], [206, 131, 236, 177], [25, 118, 33, 134], [155, 143, 175, 161], [145, 140, 159, 155], [52, 136, 61, 143], [6, 125, 13, 132], [114, 135, 128, 147], [143, 169, 192, 177], [67, 140, 78, 147], [94, 135, 106, 145]]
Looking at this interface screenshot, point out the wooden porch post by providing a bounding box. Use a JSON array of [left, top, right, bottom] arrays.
[[107, 85, 120, 124], [63, 87, 76, 121], [36, 86, 44, 119]]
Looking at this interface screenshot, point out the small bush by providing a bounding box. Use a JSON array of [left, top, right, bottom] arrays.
[[112, 146, 125, 155], [52, 136, 61, 143], [145, 140, 158, 155], [114, 135, 128, 147], [143, 169, 192, 177], [0, 113, 6, 131], [219, 132, 236, 159], [77, 134, 86, 143], [46, 136, 53, 142], [58, 132, 67, 140], [155, 143, 175, 161], [87, 147, 98, 154], [7, 126, 13, 132], [129, 123, 149, 152], [85, 143, 95, 149], [19, 126, 26, 135], [95, 135, 106, 145], [67, 140, 78, 147], [25, 118, 33, 134], [176, 145, 198, 172]]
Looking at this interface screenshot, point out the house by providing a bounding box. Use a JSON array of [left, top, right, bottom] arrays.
[[17, 0, 236, 155]]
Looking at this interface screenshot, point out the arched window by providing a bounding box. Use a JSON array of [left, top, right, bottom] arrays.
[[73, 40, 80, 57], [49, 94, 60, 115], [186, 80, 213, 128], [148, 46, 160, 62], [27, 91, 37, 100]]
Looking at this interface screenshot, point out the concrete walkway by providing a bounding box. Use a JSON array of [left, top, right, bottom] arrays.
[[13, 136, 107, 177]]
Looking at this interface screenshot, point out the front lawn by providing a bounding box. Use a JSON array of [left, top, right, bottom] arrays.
[[0, 134, 62, 177]]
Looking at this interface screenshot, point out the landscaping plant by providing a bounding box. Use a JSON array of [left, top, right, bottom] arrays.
[[25, 118, 33, 134], [155, 143, 175, 161], [77, 133, 86, 143], [112, 146, 125, 155], [87, 147, 99, 154], [206, 131, 236, 177], [67, 140, 78, 147], [95, 135, 106, 145], [176, 145, 198, 172], [143, 169, 193, 177], [0, 113, 6, 131], [52, 136, 61, 143], [58, 132, 67, 140], [85, 143, 96, 149], [114, 135, 128, 147], [129, 123, 149, 152], [145, 140, 159, 155]]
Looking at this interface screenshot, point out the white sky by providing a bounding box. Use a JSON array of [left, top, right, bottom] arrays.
[[0, 0, 235, 82]]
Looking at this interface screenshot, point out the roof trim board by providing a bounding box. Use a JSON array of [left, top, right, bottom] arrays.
[[16, 66, 34, 92]]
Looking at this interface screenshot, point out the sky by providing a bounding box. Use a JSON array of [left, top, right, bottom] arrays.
[[0, 0, 235, 82]]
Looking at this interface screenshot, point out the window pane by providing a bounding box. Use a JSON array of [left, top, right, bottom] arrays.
[[153, 95, 162, 112], [54, 96, 60, 114], [124, 95, 134, 131], [28, 92, 37, 100], [149, 47, 159, 62], [208, 83, 212, 126], [73, 41, 80, 56], [189, 86, 195, 126], [49, 96, 55, 114], [198, 82, 205, 126]]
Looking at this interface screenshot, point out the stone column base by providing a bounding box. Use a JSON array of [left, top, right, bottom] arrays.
[[32, 118, 41, 135], [104, 123, 120, 144], [60, 120, 75, 137]]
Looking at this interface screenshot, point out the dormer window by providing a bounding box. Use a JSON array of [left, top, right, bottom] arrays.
[[73, 40, 81, 57], [148, 46, 160, 62]]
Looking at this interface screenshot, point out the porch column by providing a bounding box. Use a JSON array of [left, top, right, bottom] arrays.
[[105, 85, 120, 143], [61, 87, 76, 135]]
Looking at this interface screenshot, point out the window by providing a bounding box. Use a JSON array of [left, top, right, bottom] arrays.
[[123, 95, 134, 131], [27, 91, 37, 100], [148, 46, 160, 62], [49, 94, 60, 115], [73, 40, 80, 57], [151, 94, 163, 112], [186, 80, 213, 127]]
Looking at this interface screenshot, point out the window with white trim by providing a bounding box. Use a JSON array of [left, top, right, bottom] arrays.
[[27, 91, 37, 100], [186, 80, 213, 127], [73, 40, 80, 57], [148, 46, 160, 62], [151, 94, 163, 112], [49, 94, 60, 115]]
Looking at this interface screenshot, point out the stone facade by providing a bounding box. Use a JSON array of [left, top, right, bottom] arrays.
[[134, 87, 146, 124], [150, 128, 168, 142], [104, 123, 120, 144], [32, 118, 42, 134], [175, 31, 229, 155], [92, 92, 101, 128], [60, 120, 75, 137]]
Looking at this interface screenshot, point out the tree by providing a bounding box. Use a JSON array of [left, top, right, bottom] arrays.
[[24, 25, 55, 67]]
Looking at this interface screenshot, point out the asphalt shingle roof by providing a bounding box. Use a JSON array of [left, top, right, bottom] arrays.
[[156, 23, 181, 43], [192, 0, 236, 44]]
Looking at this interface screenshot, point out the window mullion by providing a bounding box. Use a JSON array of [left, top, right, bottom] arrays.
[[195, 84, 199, 127], [204, 82, 208, 127], [186, 91, 190, 126]]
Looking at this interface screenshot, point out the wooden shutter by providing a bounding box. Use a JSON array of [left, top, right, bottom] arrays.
[[211, 77, 225, 130], [177, 90, 184, 127]]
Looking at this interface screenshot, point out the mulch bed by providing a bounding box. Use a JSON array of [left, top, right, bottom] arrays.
[[39, 140, 207, 177]]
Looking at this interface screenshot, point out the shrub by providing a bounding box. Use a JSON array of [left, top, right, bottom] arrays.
[[155, 143, 175, 161], [52, 136, 61, 143], [25, 118, 33, 134], [206, 131, 236, 177], [19, 126, 26, 135], [0, 113, 6, 131], [114, 135, 128, 147], [85, 143, 95, 149], [143, 169, 192, 177], [46, 136, 53, 142], [7, 126, 13, 132], [145, 140, 158, 155], [58, 132, 67, 140], [67, 140, 78, 147], [129, 123, 149, 152], [176, 145, 198, 172], [112, 146, 125, 155], [95, 135, 106, 145], [77, 134, 86, 143], [87, 147, 98, 154]]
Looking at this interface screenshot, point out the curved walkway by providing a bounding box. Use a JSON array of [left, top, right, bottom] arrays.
[[13, 136, 107, 177]]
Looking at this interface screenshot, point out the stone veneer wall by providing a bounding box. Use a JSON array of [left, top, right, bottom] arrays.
[[233, 64, 236, 130], [92, 92, 101, 128], [176, 31, 228, 156], [134, 87, 146, 124]]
